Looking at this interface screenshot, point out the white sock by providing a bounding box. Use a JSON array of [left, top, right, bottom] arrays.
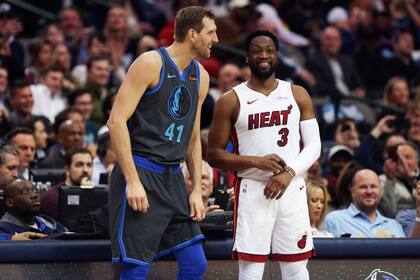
[[238, 260, 265, 280], [279, 260, 309, 280]]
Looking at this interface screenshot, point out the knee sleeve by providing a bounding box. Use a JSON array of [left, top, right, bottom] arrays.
[[238, 260, 265, 280], [279, 259, 309, 280], [120, 262, 151, 280], [175, 242, 207, 280]]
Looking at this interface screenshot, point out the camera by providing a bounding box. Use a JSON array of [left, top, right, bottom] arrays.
[[386, 116, 409, 131]]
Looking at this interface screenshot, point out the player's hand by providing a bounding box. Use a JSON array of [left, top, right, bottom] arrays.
[[126, 182, 149, 213], [11, 232, 47, 240], [255, 154, 285, 174], [189, 189, 206, 221], [264, 172, 292, 200]]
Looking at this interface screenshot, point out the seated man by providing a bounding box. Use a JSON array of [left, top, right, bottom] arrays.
[[182, 160, 220, 212], [40, 148, 93, 220], [38, 118, 84, 169], [0, 144, 20, 216], [0, 179, 66, 240], [5, 127, 36, 180], [379, 142, 418, 218], [322, 169, 405, 238], [397, 180, 420, 237]]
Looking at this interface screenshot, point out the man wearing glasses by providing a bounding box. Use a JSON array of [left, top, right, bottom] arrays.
[[0, 179, 66, 240]]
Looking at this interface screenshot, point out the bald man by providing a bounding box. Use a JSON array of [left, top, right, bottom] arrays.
[[323, 169, 405, 238]]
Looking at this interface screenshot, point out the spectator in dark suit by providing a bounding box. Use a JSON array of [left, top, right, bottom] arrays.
[[385, 31, 420, 88], [5, 127, 36, 180], [38, 119, 84, 169], [306, 25, 365, 98]]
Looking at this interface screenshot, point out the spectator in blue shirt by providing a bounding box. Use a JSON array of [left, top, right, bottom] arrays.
[[0, 179, 66, 240], [322, 169, 405, 238], [397, 180, 420, 237]]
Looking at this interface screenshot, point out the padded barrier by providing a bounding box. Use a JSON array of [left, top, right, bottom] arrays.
[[1, 238, 420, 263]]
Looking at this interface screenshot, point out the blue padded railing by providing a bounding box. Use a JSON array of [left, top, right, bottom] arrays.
[[0, 238, 420, 263]]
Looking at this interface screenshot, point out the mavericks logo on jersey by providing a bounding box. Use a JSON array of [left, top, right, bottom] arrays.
[[168, 85, 191, 120]]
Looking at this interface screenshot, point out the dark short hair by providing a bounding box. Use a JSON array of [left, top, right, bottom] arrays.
[[87, 55, 110, 70], [174, 6, 215, 42], [10, 80, 30, 98], [54, 108, 83, 133], [68, 88, 93, 106], [39, 66, 64, 78], [245, 30, 279, 52], [65, 148, 92, 167], [20, 116, 52, 135], [4, 127, 34, 143]]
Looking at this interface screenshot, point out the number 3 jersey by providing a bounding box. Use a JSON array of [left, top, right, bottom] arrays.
[[232, 80, 301, 181], [129, 48, 200, 165]]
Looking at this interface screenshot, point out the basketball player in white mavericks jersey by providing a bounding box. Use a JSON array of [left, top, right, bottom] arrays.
[[207, 30, 321, 280]]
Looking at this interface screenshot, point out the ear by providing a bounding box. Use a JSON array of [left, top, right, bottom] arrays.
[[64, 166, 70, 177], [245, 55, 249, 64], [349, 185, 355, 196], [5, 197, 14, 209], [187, 29, 197, 42]]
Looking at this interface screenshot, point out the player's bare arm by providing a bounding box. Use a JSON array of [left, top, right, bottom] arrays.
[[207, 90, 283, 173], [186, 64, 208, 221], [264, 85, 319, 200], [107, 51, 162, 213]]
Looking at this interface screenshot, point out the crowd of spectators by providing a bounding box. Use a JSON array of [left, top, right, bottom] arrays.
[[0, 0, 418, 240]]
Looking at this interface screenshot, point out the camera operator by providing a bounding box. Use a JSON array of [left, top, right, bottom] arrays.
[[354, 114, 407, 174]]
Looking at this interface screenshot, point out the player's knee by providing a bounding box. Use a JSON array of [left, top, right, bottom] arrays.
[[120, 262, 150, 280], [178, 253, 207, 279], [196, 254, 208, 274], [279, 260, 309, 280], [176, 243, 207, 279]]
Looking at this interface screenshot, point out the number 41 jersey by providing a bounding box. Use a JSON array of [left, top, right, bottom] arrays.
[[129, 48, 200, 165], [232, 80, 301, 181]]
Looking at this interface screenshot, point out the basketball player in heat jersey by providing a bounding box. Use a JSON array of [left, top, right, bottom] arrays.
[[207, 30, 321, 280], [107, 6, 218, 280]]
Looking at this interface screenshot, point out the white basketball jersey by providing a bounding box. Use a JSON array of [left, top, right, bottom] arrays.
[[232, 80, 301, 181]]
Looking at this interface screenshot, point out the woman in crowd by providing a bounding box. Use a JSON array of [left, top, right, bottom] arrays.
[[306, 182, 333, 237], [383, 76, 411, 112]]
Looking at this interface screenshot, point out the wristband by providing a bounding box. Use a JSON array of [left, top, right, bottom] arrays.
[[416, 216, 420, 223], [283, 166, 296, 179]]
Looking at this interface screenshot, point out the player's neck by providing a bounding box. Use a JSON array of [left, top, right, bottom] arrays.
[[165, 43, 196, 73], [247, 76, 278, 96]]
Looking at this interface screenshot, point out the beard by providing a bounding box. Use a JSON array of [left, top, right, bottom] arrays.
[[249, 62, 277, 80]]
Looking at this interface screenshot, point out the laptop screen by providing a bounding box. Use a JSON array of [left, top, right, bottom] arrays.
[[58, 186, 108, 232]]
